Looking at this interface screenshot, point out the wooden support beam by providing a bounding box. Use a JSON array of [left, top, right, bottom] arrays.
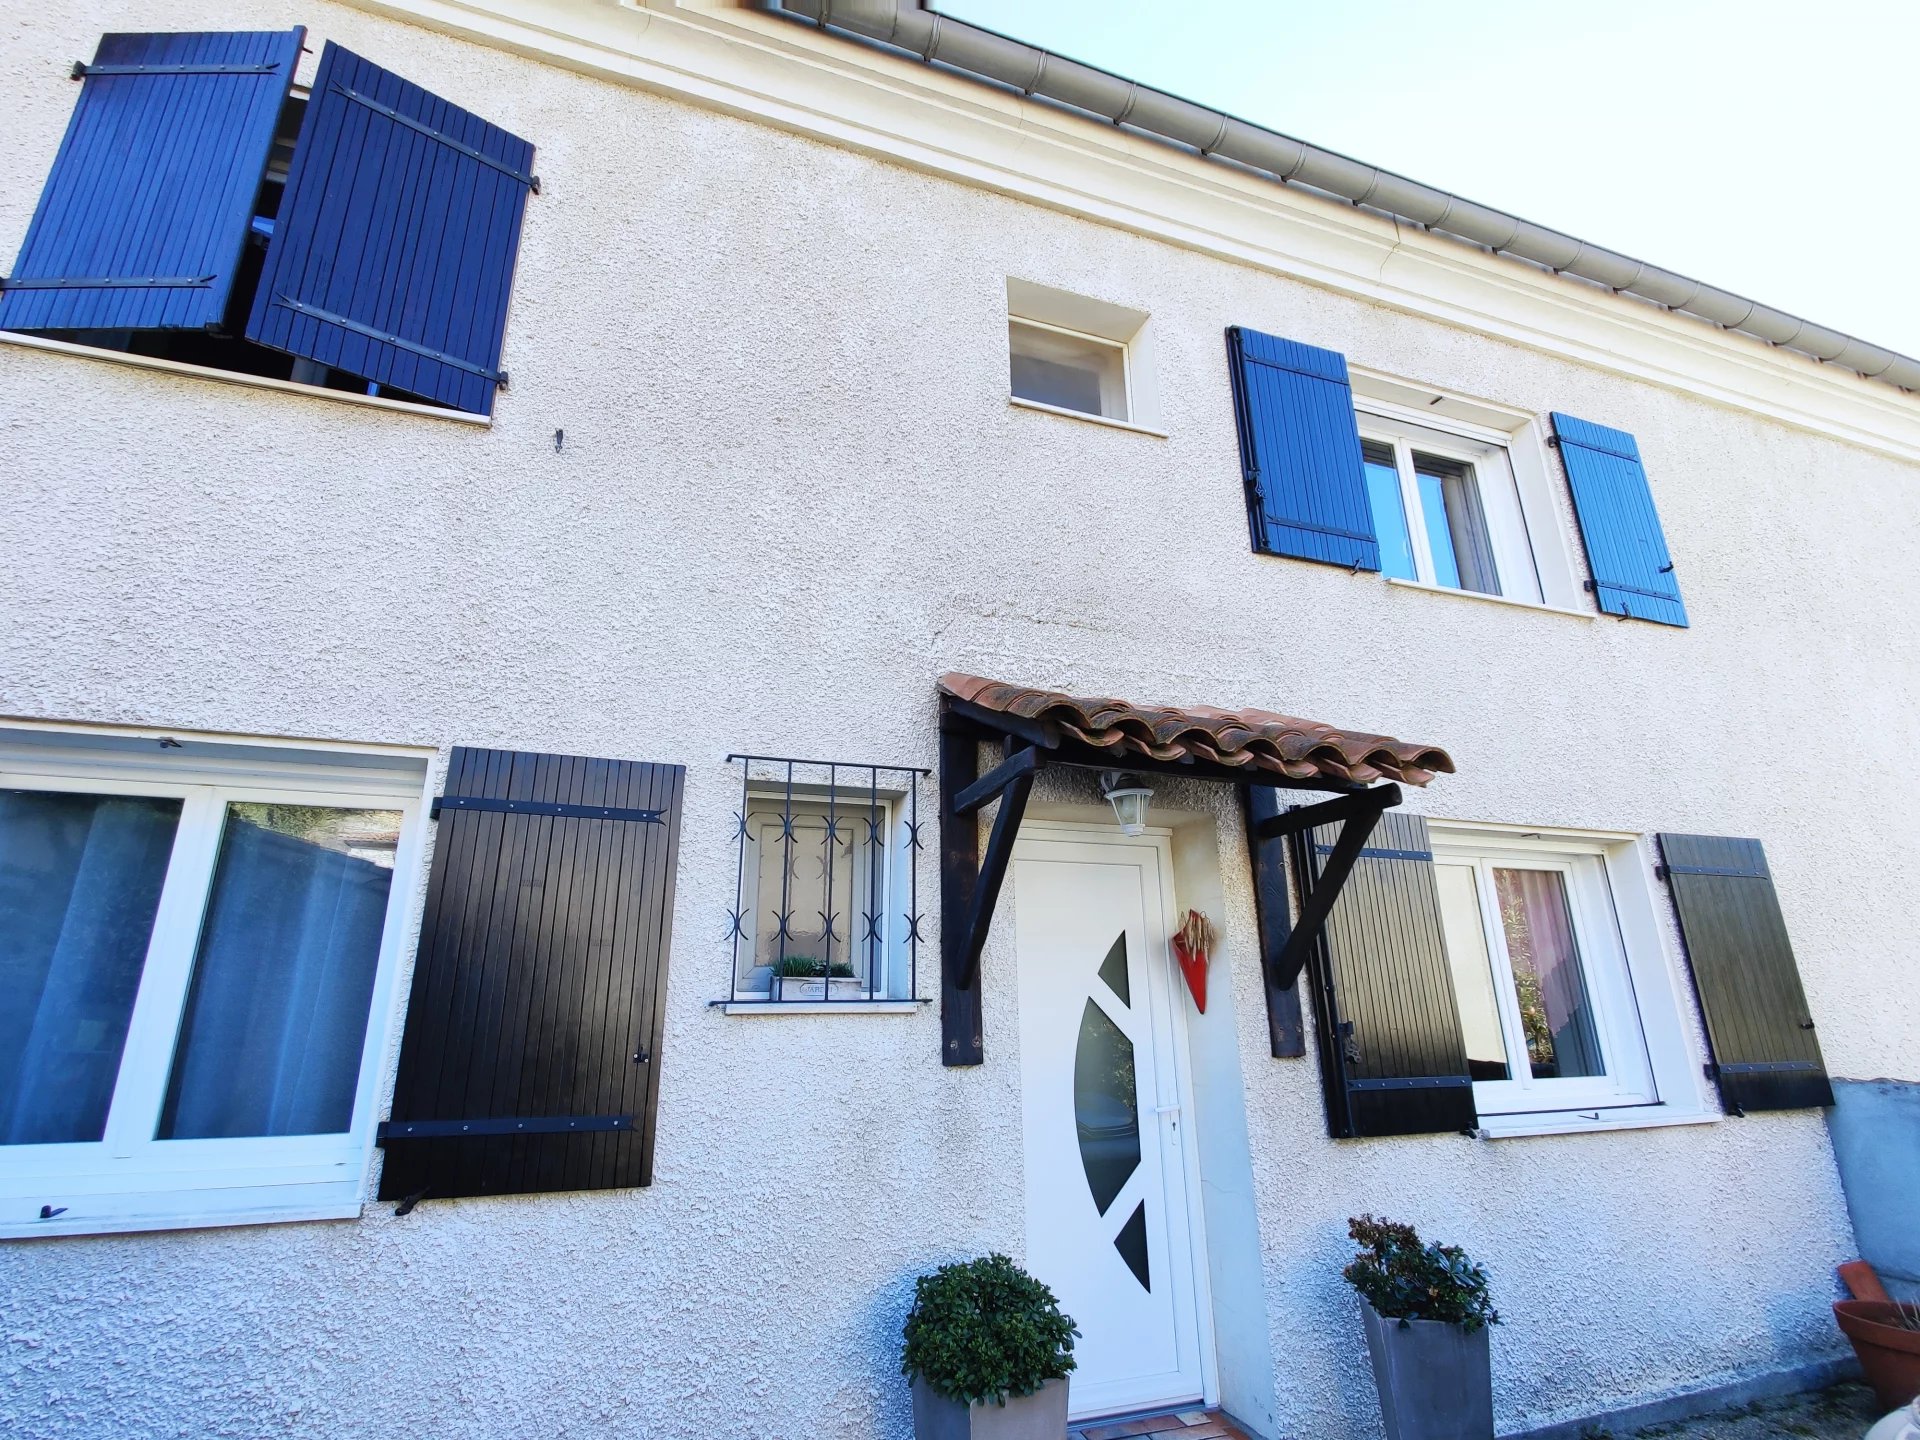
[[1243, 786, 1305, 1058], [1253, 783, 1402, 842], [941, 695, 1061, 751], [939, 715, 983, 1067], [956, 765, 1034, 992], [1267, 785, 1401, 991], [951, 744, 1045, 816]]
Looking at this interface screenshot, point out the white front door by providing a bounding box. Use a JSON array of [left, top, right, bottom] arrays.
[[1013, 826, 1212, 1420]]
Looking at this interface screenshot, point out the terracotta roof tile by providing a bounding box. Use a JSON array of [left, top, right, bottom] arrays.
[[940, 673, 1454, 787]]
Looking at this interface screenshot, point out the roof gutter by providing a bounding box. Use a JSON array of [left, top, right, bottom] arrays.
[[766, 0, 1919, 395]]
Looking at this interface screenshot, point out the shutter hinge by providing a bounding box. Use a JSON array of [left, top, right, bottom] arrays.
[[1582, 579, 1596, 593], [530, 175, 541, 196], [1654, 864, 1669, 881], [1546, 434, 1561, 448], [1702, 1061, 1720, 1081]]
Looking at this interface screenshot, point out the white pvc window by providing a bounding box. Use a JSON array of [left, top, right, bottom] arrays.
[[0, 729, 428, 1238], [1358, 415, 1542, 603], [1009, 318, 1130, 422]]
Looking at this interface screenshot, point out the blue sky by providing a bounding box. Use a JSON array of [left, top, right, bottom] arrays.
[[938, 1, 1920, 359]]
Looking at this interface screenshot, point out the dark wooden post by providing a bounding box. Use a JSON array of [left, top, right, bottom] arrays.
[[1242, 786, 1305, 1058], [939, 707, 983, 1066]]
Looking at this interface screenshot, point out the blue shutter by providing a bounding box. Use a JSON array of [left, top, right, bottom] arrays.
[[1551, 413, 1688, 627], [1225, 327, 1378, 570], [244, 43, 536, 416], [0, 29, 303, 334]]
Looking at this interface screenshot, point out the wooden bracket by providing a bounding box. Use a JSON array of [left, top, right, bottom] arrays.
[[1266, 783, 1401, 991]]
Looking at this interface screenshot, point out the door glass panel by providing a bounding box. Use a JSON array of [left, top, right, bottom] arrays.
[[1416, 453, 1500, 595], [1362, 441, 1417, 581], [1114, 1199, 1151, 1292], [1494, 867, 1603, 1079], [1433, 862, 1510, 1081], [1074, 998, 1140, 1215], [158, 803, 400, 1139], [1096, 932, 1130, 1006], [1, 790, 182, 1144]]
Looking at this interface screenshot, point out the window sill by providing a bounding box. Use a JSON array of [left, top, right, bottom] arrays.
[[0, 330, 490, 426], [720, 1000, 923, 1016], [1473, 1105, 1715, 1140], [2, 1193, 364, 1241], [1008, 395, 1168, 437], [1386, 576, 1593, 619]]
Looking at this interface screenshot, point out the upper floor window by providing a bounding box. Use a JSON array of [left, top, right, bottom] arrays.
[[1006, 278, 1163, 434], [1357, 415, 1540, 603], [0, 30, 535, 417], [0, 725, 428, 1237]]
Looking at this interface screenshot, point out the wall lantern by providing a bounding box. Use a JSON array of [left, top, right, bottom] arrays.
[[1100, 771, 1155, 836]]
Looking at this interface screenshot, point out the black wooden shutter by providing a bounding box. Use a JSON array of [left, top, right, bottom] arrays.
[[244, 42, 535, 416], [0, 29, 304, 334], [1289, 812, 1477, 1138], [1551, 413, 1688, 627], [1225, 327, 1379, 570], [378, 747, 685, 1202], [1658, 834, 1831, 1114]]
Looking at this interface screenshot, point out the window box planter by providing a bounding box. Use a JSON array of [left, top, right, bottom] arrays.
[[769, 975, 866, 1002], [1360, 1306, 1493, 1440], [909, 1374, 1068, 1440]]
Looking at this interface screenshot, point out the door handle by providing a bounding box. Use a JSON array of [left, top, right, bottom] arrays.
[[1152, 1104, 1182, 1117]]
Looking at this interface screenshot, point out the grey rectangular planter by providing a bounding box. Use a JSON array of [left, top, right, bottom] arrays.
[[909, 1376, 1069, 1440], [1361, 1305, 1494, 1440]]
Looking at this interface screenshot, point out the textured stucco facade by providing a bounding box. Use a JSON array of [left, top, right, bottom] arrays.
[[2, 3, 1915, 1438]]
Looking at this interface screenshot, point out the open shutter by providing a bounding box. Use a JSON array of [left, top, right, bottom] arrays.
[[377, 747, 684, 1202], [1658, 834, 1831, 1114], [0, 29, 303, 333], [1226, 327, 1378, 569], [245, 43, 535, 416], [1290, 812, 1476, 1138], [1551, 413, 1688, 626]]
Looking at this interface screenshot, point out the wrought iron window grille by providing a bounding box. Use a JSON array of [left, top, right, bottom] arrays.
[[715, 754, 930, 1007]]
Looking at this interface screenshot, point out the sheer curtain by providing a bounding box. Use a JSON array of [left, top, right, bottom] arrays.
[[159, 807, 396, 1140], [1496, 867, 1604, 1079], [1, 791, 181, 1144]]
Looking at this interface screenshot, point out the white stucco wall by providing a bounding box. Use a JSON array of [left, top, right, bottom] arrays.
[[3, 3, 1914, 1437]]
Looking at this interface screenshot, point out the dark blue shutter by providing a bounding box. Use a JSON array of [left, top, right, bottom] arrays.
[[0, 29, 303, 334], [244, 43, 535, 416], [1289, 812, 1477, 1138], [1551, 413, 1688, 626], [1657, 834, 1832, 1114], [1225, 327, 1378, 569], [378, 747, 685, 1201]]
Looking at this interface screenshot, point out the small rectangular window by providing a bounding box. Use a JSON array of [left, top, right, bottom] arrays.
[[1414, 453, 1499, 595], [1360, 440, 1416, 581], [723, 756, 927, 1007], [1009, 319, 1129, 422]]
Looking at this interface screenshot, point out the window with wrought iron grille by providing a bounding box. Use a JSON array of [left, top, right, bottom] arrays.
[[720, 756, 927, 1009]]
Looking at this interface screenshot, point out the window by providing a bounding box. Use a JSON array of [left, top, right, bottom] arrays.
[[1006, 278, 1162, 432], [1357, 418, 1539, 602], [723, 756, 926, 1009], [0, 31, 534, 417], [1429, 827, 1665, 1120], [0, 727, 427, 1237], [1010, 319, 1129, 421]]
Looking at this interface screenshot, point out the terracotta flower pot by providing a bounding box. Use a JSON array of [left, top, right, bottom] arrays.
[[1835, 1301, 1920, 1411]]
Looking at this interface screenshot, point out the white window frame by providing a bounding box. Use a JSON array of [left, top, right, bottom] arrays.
[[1357, 412, 1543, 604], [1, 725, 432, 1239], [726, 782, 916, 1011], [1004, 277, 1165, 436], [1428, 822, 1712, 1138]]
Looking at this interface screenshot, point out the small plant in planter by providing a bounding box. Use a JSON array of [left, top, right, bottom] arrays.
[[768, 953, 861, 1001], [1343, 1216, 1499, 1440], [901, 1254, 1077, 1439]]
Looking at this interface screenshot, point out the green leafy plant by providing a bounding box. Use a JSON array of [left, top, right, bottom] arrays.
[[1343, 1215, 1498, 1332], [770, 954, 855, 979], [901, 1254, 1078, 1406]]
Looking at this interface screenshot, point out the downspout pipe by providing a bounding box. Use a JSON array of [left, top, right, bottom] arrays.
[[767, 0, 1919, 395]]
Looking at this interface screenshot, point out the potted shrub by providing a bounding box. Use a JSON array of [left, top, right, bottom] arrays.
[[768, 953, 862, 1001], [901, 1253, 1077, 1439], [1343, 1215, 1499, 1440]]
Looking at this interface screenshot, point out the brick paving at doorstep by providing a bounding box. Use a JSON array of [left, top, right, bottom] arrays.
[[1563, 1381, 1883, 1440], [1072, 1409, 1254, 1440]]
